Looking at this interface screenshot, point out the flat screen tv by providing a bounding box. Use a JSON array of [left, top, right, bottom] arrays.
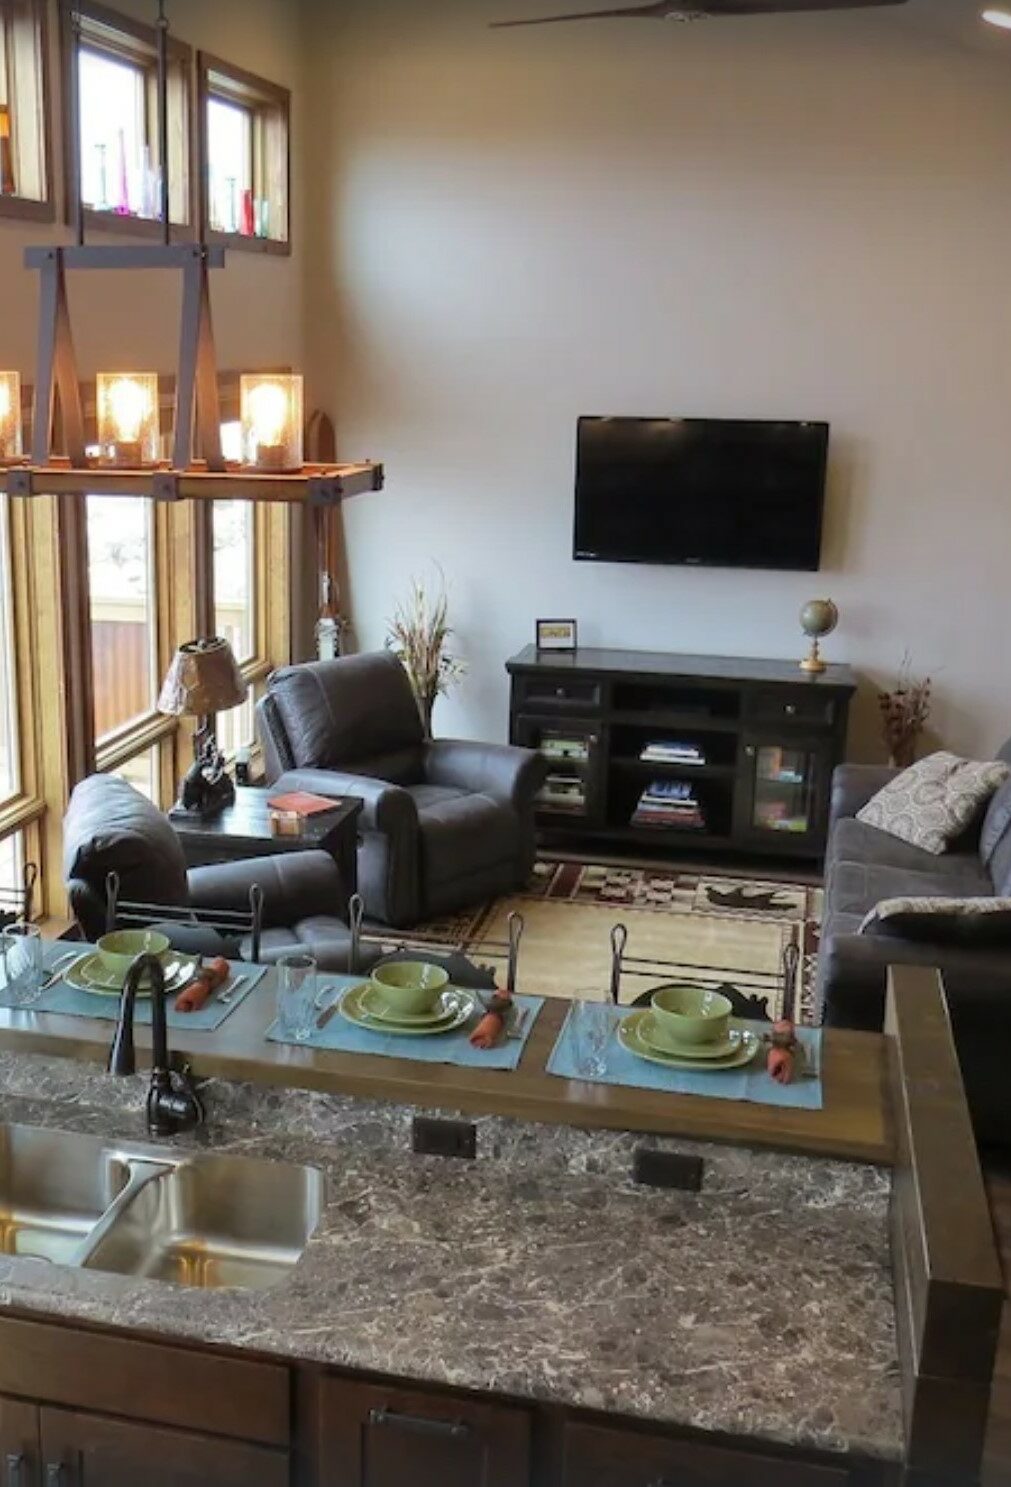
[[573, 416, 829, 572]]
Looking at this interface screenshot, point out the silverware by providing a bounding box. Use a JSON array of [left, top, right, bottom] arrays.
[[506, 1005, 528, 1040], [317, 997, 340, 1031], [219, 973, 250, 1005], [38, 950, 82, 993]]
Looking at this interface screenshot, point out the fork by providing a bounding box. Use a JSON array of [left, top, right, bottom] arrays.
[[38, 950, 81, 993], [219, 973, 251, 1005]]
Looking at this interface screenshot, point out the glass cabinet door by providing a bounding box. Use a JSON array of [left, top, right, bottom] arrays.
[[747, 742, 820, 838], [514, 715, 600, 822]]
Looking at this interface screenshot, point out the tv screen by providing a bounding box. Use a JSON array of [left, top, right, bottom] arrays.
[[573, 416, 829, 572]]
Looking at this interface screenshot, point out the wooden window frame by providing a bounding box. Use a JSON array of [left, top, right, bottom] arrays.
[[60, 0, 196, 240], [197, 51, 290, 257], [0, 0, 54, 222]]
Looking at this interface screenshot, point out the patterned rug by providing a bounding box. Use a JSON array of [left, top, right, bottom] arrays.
[[380, 861, 823, 1025]]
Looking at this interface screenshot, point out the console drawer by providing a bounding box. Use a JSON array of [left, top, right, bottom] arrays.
[[515, 676, 603, 712], [560, 1421, 850, 1487], [745, 689, 837, 727]]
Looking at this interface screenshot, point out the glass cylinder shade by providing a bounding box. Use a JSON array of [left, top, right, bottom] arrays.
[[240, 374, 304, 473], [96, 373, 160, 468], [0, 373, 21, 461]]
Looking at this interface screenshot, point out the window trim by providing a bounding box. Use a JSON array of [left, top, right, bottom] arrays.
[[0, 0, 55, 223], [197, 51, 290, 258], [59, 0, 197, 240]]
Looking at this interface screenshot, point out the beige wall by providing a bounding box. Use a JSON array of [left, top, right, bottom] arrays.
[[300, 0, 1011, 761], [0, 0, 305, 385]]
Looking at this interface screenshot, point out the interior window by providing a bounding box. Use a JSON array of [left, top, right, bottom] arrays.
[[0, 0, 49, 209], [207, 95, 253, 235], [78, 47, 148, 216], [87, 495, 157, 742], [0, 497, 20, 803]]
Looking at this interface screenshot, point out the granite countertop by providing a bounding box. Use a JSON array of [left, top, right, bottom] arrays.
[[0, 1052, 902, 1462]]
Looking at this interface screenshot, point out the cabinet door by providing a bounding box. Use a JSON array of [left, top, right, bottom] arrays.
[[560, 1422, 851, 1487], [317, 1377, 530, 1487], [39, 1407, 289, 1487], [514, 713, 604, 825], [0, 1397, 39, 1487], [736, 735, 832, 849]]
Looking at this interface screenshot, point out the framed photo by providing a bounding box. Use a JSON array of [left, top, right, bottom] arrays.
[[536, 618, 578, 652]]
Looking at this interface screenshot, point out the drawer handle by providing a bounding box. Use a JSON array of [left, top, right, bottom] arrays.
[[785, 703, 797, 716], [45, 1467, 68, 1487], [555, 687, 565, 698], [368, 1406, 470, 1441], [6, 1455, 25, 1487]]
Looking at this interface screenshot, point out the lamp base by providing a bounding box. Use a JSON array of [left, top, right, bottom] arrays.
[[170, 731, 236, 820]]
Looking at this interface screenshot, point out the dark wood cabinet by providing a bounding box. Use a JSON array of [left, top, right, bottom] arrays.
[[0, 1396, 39, 1487], [38, 1408, 288, 1487], [559, 1422, 852, 1487], [316, 1377, 531, 1487], [507, 647, 856, 862]]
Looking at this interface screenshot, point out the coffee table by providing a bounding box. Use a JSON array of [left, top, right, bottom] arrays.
[[172, 786, 363, 920]]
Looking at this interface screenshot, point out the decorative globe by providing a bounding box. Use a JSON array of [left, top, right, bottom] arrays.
[[800, 599, 838, 640]]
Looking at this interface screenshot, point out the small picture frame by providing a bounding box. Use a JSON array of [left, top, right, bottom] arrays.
[[536, 618, 578, 652]]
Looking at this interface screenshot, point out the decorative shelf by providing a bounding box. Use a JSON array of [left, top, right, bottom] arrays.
[[0, 460, 384, 505]]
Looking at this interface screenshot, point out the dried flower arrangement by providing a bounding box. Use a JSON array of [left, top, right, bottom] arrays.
[[386, 572, 466, 738], [878, 655, 931, 769]]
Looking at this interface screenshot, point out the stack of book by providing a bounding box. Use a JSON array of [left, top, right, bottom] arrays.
[[540, 733, 590, 764], [631, 779, 705, 832], [537, 774, 587, 814], [639, 739, 705, 767]]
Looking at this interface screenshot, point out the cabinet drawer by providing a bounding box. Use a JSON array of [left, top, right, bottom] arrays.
[[515, 675, 603, 712], [0, 1315, 290, 1446], [745, 689, 837, 727], [561, 1421, 850, 1487]]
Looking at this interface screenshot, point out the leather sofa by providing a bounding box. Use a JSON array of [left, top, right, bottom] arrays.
[[257, 651, 546, 929], [818, 740, 1011, 1145]]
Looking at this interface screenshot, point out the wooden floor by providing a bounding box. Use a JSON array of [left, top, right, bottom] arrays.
[[984, 1158, 1011, 1485]]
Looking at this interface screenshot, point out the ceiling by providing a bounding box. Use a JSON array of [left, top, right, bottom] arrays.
[[896, 0, 1011, 61]]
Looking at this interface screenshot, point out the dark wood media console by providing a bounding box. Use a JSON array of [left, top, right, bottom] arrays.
[[507, 646, 856, 862]]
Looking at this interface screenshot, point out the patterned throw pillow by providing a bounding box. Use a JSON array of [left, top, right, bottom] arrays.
[[856, 751, 1010, 856], [859, 896, 1011, 946]]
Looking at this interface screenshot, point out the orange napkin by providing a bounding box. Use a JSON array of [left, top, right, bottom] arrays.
[[174, 957, 230, 1013], [470, 990, 513, 1049]]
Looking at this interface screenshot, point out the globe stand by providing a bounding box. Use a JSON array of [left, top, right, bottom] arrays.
[[800, 637, 827, 675]]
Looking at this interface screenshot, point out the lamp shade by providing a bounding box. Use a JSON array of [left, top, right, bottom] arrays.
[[158, 638, 247, 718]]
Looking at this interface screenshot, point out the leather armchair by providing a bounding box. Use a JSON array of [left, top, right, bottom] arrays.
[[258, 651, 546, 928]]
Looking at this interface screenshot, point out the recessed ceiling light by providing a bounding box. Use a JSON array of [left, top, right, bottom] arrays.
[[982, 8, 1011, 29]]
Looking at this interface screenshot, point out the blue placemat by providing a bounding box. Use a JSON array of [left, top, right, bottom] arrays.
[[267, 975, 544, 1070], [0, 942, 269, 1032], [546, 1006, 823, 1110]]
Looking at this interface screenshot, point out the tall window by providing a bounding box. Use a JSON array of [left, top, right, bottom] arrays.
[[0, 0, 50, 219], [87, 496, 156, 742], [0, 499, 21, 803], [64, 1, 192, 231], [199, 52, 289, 253], [213, 499, 257, 756]]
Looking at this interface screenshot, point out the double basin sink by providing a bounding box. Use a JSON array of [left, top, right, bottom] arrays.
[[0, 1124, 324, 1291]]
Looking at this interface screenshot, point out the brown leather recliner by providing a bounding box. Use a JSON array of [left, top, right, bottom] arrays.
[[257, 651, 545, 929]]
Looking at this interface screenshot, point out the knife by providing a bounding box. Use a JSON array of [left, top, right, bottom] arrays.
[[316, 996, 340, 1031]]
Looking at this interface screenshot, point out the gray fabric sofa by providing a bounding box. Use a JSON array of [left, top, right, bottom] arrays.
[[257, 651, 546, 929], [818, 740, 1011, 1145]]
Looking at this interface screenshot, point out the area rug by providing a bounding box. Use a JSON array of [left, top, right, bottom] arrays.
[[378, 861, 823, 1025]]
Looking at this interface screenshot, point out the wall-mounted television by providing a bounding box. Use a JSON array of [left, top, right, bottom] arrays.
[[573, 415, 829, 572]]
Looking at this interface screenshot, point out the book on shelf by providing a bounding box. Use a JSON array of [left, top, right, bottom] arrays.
[[631, 778, 705, 830], [538, 773, 587, 813], [639, 739, 706, 766], [540, 735, 590, 763]]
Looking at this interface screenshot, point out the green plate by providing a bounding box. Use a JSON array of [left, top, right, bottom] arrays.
[[340, 982, 478, 1037], [619, 1011, 759, 1071], [64, 951, 198, 998], [359, 983, 462, 1026], [636, 1014, 749, 1061]]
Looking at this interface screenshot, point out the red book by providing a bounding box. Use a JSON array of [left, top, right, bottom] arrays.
[[267, 791, 341, 817]]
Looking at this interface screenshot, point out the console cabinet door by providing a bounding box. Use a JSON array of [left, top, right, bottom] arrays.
[[0, 1397, 39, 1487], [317, 1377, 531, 1487], [38, 1407, 289, 1487], [560, 1422, 852, 1487]]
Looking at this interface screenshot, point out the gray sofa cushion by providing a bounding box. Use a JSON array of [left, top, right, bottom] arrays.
[[268, 653, 424, 771], [856, 751, 1010, 855], [825, 817, 990, 894], [859, 895, 1011, 946], [416, 787, 519, 889], [63, 774, 189, 909], [828, 856, 992, 920]]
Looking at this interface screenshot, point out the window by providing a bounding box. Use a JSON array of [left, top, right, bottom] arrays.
[[0, 0, 51, 220], [63, 0, 193, 232], [0, 499, 20, 803], [87, 496, 157, 743], [110, 745, 157, 803], [198, 53, 289, 253]]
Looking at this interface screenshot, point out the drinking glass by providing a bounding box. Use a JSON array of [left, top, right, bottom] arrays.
[[276, 953, 318, 1042], [570, 993, 617, 1078], [1, 923, 44, 1007]]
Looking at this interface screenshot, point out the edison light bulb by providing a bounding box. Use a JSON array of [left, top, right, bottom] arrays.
[[107, 377, 148, 441], [240, 374, 303, 471], [96, 372, 158, 466], [0, 373, 21, 460], [246, 381, 288, 447]]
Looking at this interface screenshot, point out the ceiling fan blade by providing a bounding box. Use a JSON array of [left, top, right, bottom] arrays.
[[490, 3, 671, 27]]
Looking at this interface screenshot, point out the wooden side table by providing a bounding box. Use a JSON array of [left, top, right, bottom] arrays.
[[171, 787, 363, 920]]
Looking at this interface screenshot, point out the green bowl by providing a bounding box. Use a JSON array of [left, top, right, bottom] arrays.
[[650, 984, 732, 1051], [96, 929, 171, 984], [370, 960, 450, 1016]]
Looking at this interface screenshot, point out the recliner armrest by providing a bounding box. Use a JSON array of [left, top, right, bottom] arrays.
[[819, 930, 1011, 1030], [829, 763, 901, 831], [422, 739, 546, 807], [187, 849, 344, 928], [269, 768, 419, 837]]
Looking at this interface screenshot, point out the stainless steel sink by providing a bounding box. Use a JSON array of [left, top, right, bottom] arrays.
[[0, 1124, 324, 1290], [82, 1151, 325, 1291]]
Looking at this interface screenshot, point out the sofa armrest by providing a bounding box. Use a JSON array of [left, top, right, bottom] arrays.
[[269, 768, 419, 838], [187, 849, 344, 929], [829, 764, 901, 831], [819, 930, 1011, 1029], [423, 739, 546, 808]]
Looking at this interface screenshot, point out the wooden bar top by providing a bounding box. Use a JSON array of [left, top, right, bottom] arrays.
[[0, 978, 891, 1165]]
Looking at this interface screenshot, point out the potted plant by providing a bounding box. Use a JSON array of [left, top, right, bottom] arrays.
[[387, 573, 466, 738], [878, 656, 931, 769]]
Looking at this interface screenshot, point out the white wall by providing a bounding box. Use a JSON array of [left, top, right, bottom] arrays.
[[301, 0, 1011, 761]]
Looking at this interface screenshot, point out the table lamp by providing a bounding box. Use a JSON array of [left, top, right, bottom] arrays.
[[158, 638, 247, 820]]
